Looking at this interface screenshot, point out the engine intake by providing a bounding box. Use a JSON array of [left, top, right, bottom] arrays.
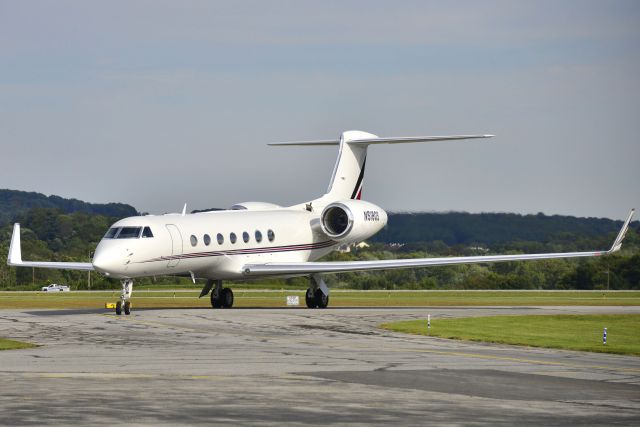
[[320, 200, 387, 242], [322, 204, 354, 238]]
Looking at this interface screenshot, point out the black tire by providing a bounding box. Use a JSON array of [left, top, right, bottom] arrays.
[[305, 288, 317, 308], [315, 289, 329, 309], [221, 288, 234, 308], [210, 290, 222, 309], [115, 301, 122, 315], [124, 301, 131, 315]]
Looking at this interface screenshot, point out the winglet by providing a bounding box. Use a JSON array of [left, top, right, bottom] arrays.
[[8, 223, 23, 266], [609, 209, 635, 253]]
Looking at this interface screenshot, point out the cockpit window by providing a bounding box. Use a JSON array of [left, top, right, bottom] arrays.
[[104, 228, 120, 239], [142, 227, 154, 238], [116, 227, 142, 239]]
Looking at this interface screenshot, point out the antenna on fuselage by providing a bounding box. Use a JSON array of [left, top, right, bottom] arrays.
[[181, 203, 187, 216]]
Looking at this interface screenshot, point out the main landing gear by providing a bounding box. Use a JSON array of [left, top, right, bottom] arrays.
[[306, 274, 329, 309], [115, 279, 133, 315], [200, 279, 234, 309]]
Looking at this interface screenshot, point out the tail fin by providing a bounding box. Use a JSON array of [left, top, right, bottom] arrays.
[[270, 130, 494, 204], [325, 130, 373, 201]]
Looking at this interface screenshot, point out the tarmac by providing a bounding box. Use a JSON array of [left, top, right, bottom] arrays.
[[1, 305, 639, 426]]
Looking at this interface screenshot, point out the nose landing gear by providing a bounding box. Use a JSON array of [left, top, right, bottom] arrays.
[[115, 279, 133, 315]]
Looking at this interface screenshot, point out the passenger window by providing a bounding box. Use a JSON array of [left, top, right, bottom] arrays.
[[203, 234, 211, 246], [104, 228, 119, 239], [267, 229, 275, 242], [116, 227, 142, 239], [217, 233, 224, 244], [242, 231, 249, 243], [142, 227, 154, 238], [255, 230, 262, 243], [190, 235, 198, 246], [230, 232, 237, 244]]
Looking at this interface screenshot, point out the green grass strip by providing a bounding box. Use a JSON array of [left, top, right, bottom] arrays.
[[0, 338, 37, 351], [1, 290, 639, 309], [381, 314, 640, 356]]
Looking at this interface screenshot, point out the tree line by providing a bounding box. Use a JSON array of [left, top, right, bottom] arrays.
[[0, 203, 637, 290]]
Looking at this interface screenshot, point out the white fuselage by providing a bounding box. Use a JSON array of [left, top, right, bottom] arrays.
[[92, 207, 349, 280], [89, 129, 394, 282]]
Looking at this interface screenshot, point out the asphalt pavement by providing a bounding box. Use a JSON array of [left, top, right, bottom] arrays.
[[1, 305, 639, 425]]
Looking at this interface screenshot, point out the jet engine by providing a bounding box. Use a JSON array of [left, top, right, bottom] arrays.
[[320, 200, 388, 243]]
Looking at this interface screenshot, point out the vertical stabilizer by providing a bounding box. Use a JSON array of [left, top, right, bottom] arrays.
[[268, 130, 494, 209], [324, 130, 374, 202]]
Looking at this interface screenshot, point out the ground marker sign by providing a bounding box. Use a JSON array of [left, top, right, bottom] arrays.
[[287, 296, 299, 306]]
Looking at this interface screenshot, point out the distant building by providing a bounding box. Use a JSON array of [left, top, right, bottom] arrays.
[[337, 244, 351, 253], [337, 241, 370, 253]]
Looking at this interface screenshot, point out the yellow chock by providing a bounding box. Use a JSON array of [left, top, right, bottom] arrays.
[[105, 303, 116, 309]]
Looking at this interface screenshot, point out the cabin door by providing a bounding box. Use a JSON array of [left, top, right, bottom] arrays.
[[165, 224, 183, 267]]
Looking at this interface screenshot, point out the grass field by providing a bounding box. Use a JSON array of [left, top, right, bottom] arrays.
[[0, 338, 37, 351], [0, 290, 639, 309], [381, 314, 640, 356]]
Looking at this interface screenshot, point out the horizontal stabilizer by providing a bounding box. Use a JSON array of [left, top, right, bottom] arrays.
[[349, 134, 494, 145], [268, 134, 494, 147], [268, 140, 340, 146], [7, 223, 94, 271]]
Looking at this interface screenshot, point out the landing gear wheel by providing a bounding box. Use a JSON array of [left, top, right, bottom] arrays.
[[221, 288, 234, 308], [315, 289, 329, 309], [305, 287, 317, 308], [210, 290, 222, 308], [115, 301, 122, 315], [124, 301, 131, 315]]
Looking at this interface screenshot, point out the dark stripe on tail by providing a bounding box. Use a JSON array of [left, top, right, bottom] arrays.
[[350, 156, 367, 199]]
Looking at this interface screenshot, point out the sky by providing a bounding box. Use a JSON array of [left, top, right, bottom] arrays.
[[1, 0, 638, 219]]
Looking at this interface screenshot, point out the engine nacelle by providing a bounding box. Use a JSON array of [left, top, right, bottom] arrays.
[[320, 200, 388, 243]]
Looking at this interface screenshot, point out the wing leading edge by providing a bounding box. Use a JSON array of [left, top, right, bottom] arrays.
[[7, 223, 94, 271], [242, 209, 635, 277]]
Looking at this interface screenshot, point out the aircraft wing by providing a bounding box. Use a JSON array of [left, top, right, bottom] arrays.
[[7, 223, 94, 271], [242, 209, 635, 277]]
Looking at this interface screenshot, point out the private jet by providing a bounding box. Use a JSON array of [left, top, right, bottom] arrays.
[[7, 131, 634, 314]]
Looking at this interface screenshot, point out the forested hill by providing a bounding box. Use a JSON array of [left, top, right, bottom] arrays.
[[0, 189, 138, 225], [373, 212, 634, 246]]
